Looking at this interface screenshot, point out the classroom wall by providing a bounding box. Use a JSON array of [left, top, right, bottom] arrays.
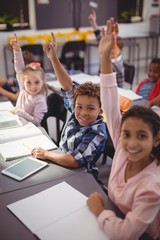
[[0, 0, 160, 79]]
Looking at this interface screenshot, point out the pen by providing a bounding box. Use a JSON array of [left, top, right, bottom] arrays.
[[113, 26, 118, 61]]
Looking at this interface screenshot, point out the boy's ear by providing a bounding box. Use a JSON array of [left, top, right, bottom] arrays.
[[99, 109, 103, 115]]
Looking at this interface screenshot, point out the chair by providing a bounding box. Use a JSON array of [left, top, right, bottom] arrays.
[[41, 92, 67, 145], [21, 44, 44, 68], [123, 62, 135, 89], [60, 40, 86, 72], [102, 124, 115, 165]]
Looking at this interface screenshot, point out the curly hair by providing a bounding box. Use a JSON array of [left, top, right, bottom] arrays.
[[73, 82, 101, 107], [121, 105, 160, 161]]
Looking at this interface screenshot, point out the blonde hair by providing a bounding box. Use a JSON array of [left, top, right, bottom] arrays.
[[22, 63, 48, 96]]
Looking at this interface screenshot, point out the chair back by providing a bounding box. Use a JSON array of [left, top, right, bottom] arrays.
[[21, 44, 44, 67], [60, 40, 86, 72], [123, 62, 135, 89], [41, 93, 67, 145], [102, 124, 115, 164]]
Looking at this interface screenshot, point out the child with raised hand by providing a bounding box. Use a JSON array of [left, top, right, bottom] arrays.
[[88, 9, 124, 88], [10, 33, 47, 126], [87, 18, 160, 240], [136, 58, 160, 106], [31, 32, 107, 179], [0, 50, 35, 103]]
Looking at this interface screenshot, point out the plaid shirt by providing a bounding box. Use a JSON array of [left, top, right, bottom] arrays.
[[60, 84, 107, 179]]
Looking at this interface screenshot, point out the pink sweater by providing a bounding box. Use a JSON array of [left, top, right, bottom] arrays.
[[14, 50, 47, 126], [99, 73, 160, 240]]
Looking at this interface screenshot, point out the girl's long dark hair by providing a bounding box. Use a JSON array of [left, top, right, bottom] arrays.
[[121, 105, 160, 162]]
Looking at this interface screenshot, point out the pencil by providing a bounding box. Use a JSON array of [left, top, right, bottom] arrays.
[[113, 26, 118, 61]]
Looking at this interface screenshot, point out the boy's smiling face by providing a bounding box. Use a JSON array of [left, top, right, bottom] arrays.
[[148, 63, 160, 82], [74, 95, 102, 126]]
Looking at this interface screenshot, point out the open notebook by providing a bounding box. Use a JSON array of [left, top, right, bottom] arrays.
[[0, 122, 57, 161], [7, 182, 108, 240], [0, 122, 42, 143]]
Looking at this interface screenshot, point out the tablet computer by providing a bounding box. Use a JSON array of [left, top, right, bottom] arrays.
[[1, 157, 48, 181]]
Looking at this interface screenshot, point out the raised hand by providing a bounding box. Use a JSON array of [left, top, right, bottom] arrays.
[[43, 32, 57, 61], [88, 9, 98, 31], [98, 18, 116, 59], [10, 33, 20, 51]]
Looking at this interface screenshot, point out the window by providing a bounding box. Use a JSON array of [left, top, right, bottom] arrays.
[[118, 0, 144, 23], [0, 0, 29, 31]]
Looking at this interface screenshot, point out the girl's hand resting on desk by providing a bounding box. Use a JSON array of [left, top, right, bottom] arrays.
[[32, 147, 48, 160], [9, 107, 16, 114], [87, 192, 105, 217]]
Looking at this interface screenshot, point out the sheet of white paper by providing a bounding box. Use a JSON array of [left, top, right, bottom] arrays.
[[36, 206, 107, 240], [152, 106, 160, 116], [118, 88, 142, 100], [8, 182, 108, 240], [7, 182, 87, 232]]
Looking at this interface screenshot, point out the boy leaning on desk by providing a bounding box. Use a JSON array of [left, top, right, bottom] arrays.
[[32, 32, 107, 180]]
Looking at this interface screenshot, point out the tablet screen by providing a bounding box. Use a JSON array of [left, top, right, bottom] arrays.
[[1, 157, 48, 181]]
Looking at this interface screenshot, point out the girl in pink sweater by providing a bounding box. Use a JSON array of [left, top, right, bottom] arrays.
[[87, 18, 160, 240], [10, 33, 47, 126]]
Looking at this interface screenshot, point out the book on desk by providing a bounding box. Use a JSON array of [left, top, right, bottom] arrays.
[[7, 181, 108, 240], [0, 101, 14, 111], [0, 122, 57, 161], [0, 110, 23, 130]]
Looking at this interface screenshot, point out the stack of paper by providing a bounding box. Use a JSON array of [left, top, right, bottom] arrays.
[[7, 182, 108, 240], [0, 111, 23, 129], [0, 101, 14, 111]]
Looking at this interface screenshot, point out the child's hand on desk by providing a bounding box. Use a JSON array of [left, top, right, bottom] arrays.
[[87, 192, 105, 217], [144, 101, 152, 108], [9, 107, 16, 114], [32, 147, 48, 160], [43, 32, 57, 61]]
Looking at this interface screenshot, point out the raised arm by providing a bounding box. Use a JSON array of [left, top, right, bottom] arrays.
[[99, 18, 121, 144], [98, 18, 115, 74], [10, 33, 25, 73], [88, 9, 98, 31], [43, 33, 73, 92]]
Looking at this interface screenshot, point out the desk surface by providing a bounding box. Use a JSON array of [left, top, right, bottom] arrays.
[[0, 171, 119, 240], [0, 159, 76, 194]]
